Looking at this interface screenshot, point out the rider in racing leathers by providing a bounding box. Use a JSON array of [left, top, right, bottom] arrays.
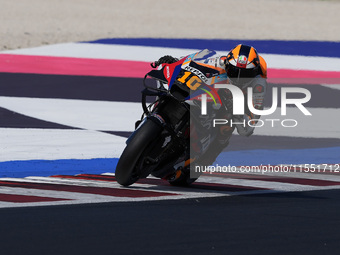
[[153, 44, 268, 170]]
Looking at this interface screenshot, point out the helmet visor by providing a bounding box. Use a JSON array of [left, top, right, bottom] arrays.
[[226, 64, 259, 79]]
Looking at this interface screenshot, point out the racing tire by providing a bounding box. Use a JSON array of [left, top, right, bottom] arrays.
[[115, 119, 162, 186]]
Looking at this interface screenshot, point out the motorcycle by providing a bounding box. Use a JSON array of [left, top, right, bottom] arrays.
[[115, 49, 230, 186]]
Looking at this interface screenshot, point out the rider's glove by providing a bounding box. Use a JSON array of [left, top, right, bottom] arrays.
[[151, 55, 179, 68]]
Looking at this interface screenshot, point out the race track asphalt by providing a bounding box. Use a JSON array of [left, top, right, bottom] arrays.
[[1, 189, 340, 255]]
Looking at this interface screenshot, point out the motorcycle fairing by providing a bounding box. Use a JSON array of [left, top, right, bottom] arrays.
[[146, 49, 230, 105]]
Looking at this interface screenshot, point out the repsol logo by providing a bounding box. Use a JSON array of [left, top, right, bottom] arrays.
[[183, 66, 208, 83]]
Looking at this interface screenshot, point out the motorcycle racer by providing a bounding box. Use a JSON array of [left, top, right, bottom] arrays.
[[153, 44, 268, 168]]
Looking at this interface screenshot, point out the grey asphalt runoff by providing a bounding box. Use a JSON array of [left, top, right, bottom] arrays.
[[1, 189, 340, 255]]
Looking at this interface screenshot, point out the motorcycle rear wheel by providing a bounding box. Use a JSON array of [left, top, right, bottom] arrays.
[[115, 119, 162, 186]]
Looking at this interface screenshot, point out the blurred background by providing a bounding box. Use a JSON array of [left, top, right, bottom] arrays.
[[1, 0, 339, 51]]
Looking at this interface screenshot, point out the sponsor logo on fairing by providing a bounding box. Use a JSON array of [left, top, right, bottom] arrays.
[[183, 66, 209, 83], [165, 66, 171, 79]]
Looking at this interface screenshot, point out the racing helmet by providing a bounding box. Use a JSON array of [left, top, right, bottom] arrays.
[[225, 44, 260, 87]]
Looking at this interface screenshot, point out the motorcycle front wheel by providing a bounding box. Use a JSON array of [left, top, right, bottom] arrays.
[[115, 119, 162, 186]]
